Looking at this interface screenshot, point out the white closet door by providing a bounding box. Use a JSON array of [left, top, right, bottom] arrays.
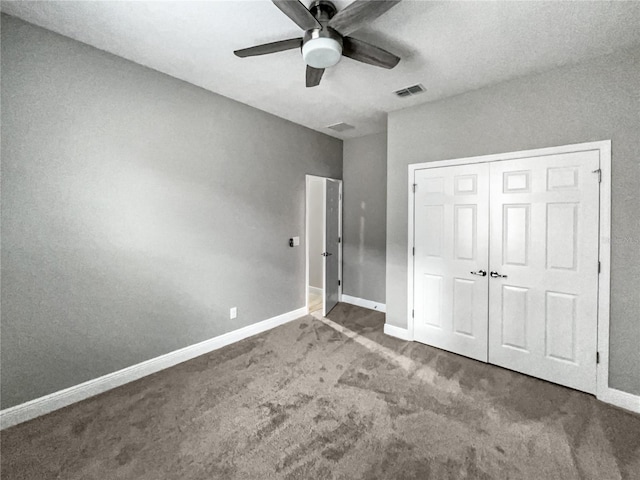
[[414, 163, 490, 362], [488, 151, 600, 393]]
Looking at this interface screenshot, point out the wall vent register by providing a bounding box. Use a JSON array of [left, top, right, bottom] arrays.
[[327, 122, 355, 132]]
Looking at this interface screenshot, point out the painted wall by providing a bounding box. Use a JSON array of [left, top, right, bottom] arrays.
[[386, 47, 640, 396], [308, 177, 324, 289], [343, 133, 387, 304], [0, 15, 342, 409]]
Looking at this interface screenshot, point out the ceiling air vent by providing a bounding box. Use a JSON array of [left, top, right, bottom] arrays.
[[394, 83, 426, 98], [327, 122, 355, 132]]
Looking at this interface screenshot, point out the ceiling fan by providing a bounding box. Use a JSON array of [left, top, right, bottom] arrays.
[[234, 0, 402, 87]]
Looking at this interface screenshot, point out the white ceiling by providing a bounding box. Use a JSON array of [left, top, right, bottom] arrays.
[[3, 0, 640, 139]]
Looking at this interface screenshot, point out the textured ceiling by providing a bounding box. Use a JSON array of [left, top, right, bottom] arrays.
[[2, 0, 640, 139]]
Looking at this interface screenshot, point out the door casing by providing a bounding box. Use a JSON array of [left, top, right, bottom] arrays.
[[407, 140, 611, 401]]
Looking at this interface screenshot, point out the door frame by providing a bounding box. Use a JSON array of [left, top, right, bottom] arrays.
[[407, 140, 614, 404], [305, 175, 343, 314]]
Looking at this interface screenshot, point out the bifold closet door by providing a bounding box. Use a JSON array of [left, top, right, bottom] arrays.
[[488, 151, 600, 394], [413, 163, 489, 362]]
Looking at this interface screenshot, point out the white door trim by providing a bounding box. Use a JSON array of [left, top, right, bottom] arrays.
[[305, 175, 342, 316], [406, 140, 636, 413]]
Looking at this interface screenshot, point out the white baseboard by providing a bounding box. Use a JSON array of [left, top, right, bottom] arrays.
[[597, 386, 640, 415], [383, 323, 413, 341], [341, 294, 386, 313], [308, 286, 322, 296], [0, 307, 308, 430]]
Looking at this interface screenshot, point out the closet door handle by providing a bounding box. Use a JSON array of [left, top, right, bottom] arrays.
[[470, 270, 487, 277], [490, 271, 507, 278]]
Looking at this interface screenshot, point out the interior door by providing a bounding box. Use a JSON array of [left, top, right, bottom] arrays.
[[323, 179, 341, 316], [488, 151, 600, 393], [413, 163, 490, 362]]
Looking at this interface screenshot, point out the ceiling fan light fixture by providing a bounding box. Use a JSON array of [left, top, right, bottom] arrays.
[[235, 0, 402, 87], [302, 37, 342, 69]]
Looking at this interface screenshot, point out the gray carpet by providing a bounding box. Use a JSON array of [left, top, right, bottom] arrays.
[[1, 303, 639, 479]]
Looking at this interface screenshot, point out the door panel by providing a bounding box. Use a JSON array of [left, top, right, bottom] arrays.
[[500, 285, 529, 351], [452, 278, 475, 336], [488, 151, 600, 393], [503, 204, 530, 266], [323, 179, 340, 316], [413, 164, 489, 362]]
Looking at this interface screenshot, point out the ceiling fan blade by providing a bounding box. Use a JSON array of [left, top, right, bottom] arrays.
[[328, 0, 401, 36], [343, 36, 400, 69], [234, 38, 302, 58], [306, 65, 324, 87], [272, 0, 321, 31]]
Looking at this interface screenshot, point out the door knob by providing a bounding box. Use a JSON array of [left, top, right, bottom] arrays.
[[321, 252, 332, 257], [470, 270, 487, 276], [490, 271, 507, 278]]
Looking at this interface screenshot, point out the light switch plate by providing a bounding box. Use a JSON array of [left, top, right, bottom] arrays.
[[230, 307, 237, 319], [292, 236, 300, 246]]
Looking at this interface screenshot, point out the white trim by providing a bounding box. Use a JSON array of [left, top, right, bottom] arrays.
[[408, 140, 611, 171], [407, 140, 619, 407], [595, 141, 613, 407], [407, 161, 416, 337], [597, 387, 640, 415], [0, 307, 307, 430], [305, 175, 317, 314], [384, 323, 413, 341], [341, 294, 386, 313]]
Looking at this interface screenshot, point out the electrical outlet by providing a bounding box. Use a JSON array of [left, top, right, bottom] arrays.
[[230, 307, 237, 320]]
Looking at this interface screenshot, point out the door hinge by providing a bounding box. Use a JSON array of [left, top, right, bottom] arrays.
[[598, 261, 601, 273], [412, 309, 414, 318], [596, 351, 600, 364], [338, 237, 341, 243], [592, 169, 602, 183], [412, 247, 415, 256], [412, 183, 417, 193], [338, 280, 341, 286]]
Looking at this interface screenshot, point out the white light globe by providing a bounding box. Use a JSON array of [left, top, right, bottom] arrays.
[[302, 37, 342, 69]]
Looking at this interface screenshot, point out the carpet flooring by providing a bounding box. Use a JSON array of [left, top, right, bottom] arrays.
[[1, 303, 639, 479]]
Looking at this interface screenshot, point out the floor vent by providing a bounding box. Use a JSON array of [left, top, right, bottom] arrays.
[[327, 122, 355, 132], [394, 83, 426, 98]]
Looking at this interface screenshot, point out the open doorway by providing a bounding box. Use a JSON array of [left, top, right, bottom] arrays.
[[306, 175, 342, 316]]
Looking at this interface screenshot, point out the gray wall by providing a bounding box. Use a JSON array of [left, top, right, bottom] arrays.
[[386, 47, 640, 396], [0, 15, 342, 409], [308, 177, 324, 289], [343, 133, 387, 304]]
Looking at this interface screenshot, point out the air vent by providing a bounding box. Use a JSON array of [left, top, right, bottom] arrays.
[[394, 83, 426, 98], [327, 122, 355, 132]]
